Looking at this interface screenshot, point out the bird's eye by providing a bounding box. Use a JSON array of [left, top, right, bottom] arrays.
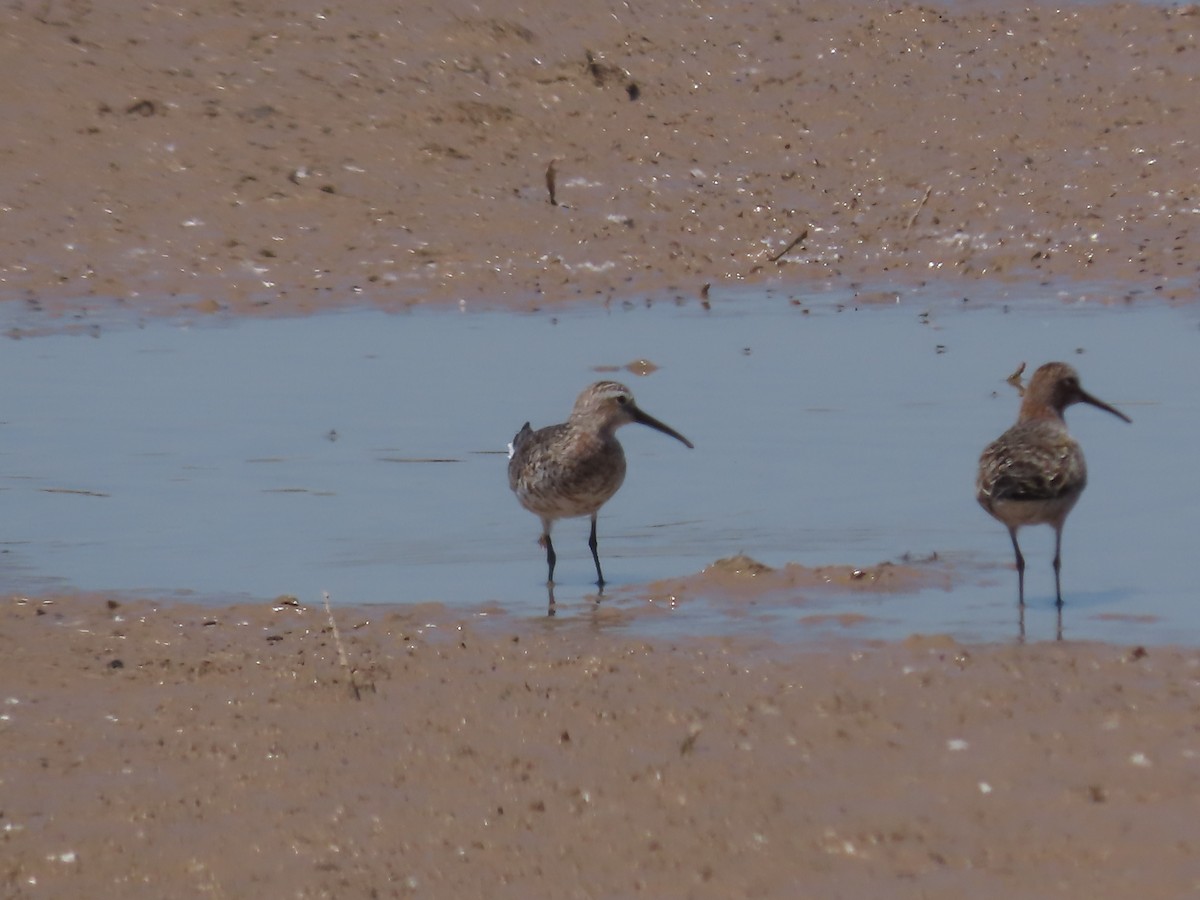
[[616, 395, 629, 405]]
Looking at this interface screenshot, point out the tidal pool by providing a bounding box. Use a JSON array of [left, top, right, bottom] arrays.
[[0, 281, 1194, 645]]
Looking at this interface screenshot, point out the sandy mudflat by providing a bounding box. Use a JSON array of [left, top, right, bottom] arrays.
[[2, 0, 1199, 321], [3, 595, 1199, 898], [3, 0, 1200, 895]]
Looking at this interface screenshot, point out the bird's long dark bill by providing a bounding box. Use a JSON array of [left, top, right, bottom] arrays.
[[633, 407, 695, 448], [1081, 390, 1132, 423]]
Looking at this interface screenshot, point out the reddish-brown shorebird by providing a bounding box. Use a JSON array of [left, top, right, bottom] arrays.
[[508, 381, 693, 587], [976, 362, 1131, 611]]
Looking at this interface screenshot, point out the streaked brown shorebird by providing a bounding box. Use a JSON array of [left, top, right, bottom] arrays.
[[508, 381, 693, 587], [976, 362, 1130, 616]]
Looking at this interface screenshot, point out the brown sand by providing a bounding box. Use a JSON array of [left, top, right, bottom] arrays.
[[4, 595, 1199, 898], [2, 0, 1200, 322], [4, 0, 1200, 895]]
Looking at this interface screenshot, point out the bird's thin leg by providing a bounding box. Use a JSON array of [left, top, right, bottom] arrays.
[[1009, 528, 1026, 607], [1052, 525, 1064, 610], [546, 581, 557, 618], [540, 522, 557, 585], [588, 515, 605, 589]]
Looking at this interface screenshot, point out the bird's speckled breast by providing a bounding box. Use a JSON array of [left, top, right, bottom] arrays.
[[509, 423, 627, 519]]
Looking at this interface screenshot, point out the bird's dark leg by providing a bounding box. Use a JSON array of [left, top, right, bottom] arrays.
[[588, 515, 605, 589], [1053, 525, 1066, 641], [1009, 528, 1026, 607], [540, 529, 557, 585], [546, 581, 557, 617], [1052, 525, 1064, 610]]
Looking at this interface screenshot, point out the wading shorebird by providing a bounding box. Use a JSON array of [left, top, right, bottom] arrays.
[[508, 381, 693, 588], [976, 362, 1131, 619]]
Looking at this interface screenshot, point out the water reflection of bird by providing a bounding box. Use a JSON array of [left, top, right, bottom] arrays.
[[976, 362, 1130, 638], [508, 381, 693, 590]]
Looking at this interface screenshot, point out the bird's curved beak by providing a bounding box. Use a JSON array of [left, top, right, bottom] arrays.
[[632, 406, 694, 448], [1080, 389, 1132, 424]]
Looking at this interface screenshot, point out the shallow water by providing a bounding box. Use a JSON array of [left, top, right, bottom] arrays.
[[1, 282, 1195, 645]]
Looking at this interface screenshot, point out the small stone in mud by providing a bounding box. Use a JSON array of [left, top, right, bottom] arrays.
[[125, 99, 158, 116], [109, 659, 124, 669], [680, 723, 702, 755], [585, 50, 627, 87], [625, 359, 659, 376]]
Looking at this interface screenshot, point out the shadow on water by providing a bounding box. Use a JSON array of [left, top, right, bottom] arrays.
[[1, 280, 1196, 646]]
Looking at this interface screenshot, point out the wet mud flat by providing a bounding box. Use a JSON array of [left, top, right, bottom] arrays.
[[3, 594, 1199, 898], [2, 0, 1200, 319]]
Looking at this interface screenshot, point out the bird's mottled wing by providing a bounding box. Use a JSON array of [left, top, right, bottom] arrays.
[[977, 421, 1086, 506]]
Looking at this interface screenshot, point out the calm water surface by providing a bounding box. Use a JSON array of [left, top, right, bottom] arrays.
[[1, 282, 1195, 645]]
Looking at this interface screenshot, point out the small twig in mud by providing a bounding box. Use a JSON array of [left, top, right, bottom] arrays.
[[767, 227, 808, 263], [323, 590, 362, 700], [906, 186, 933, 232], [1006, 362, 1027, 395], [545, 158, 558, 206]]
